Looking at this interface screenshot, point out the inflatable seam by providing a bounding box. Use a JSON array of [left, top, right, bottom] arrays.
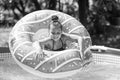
[[13, 41, 32, 55], [16, 12, 60, 26], [21, 50, 36, 62], [35, 49, 79, 69], [61, 18, 74, 25], [69, 26, 83, 33], [14, 32, 35, 37], [52, 58, 81, 72]]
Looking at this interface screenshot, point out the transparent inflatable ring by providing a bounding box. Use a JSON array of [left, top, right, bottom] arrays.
[[9, 10, 93, 78]]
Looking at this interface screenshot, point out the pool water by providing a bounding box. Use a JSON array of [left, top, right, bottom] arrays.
[[0, 52, 120, 80]]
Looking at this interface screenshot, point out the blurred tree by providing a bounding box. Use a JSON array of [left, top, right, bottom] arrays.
[[88, 0, 120, 35], [1, 0, 90, 26], [47, 0, 57, 10], [78, 0, 89, 27], [64, 0, 78, 17], [30, 0, 41, 10], [9, 0, 29, 18]]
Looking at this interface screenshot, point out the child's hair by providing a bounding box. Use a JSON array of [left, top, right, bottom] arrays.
[[49, 15, 62, 30]]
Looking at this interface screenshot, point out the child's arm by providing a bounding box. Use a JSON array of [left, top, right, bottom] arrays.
[[33, 37, 51, 50], [71, 35, 82, 50], [32, 37, 51, 58], [63, 33, 82, 45], [32, 41, 43, 59], [63, 33, 81, 40], [63, 33, 83, 58], [32, 41, 42, 51]]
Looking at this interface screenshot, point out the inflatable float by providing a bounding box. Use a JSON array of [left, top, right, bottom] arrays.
[[9, 10, 93, 78]]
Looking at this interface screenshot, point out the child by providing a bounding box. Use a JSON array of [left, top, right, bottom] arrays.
[[33, 15, 82, 57]]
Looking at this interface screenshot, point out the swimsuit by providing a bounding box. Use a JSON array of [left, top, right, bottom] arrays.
[[44, 37, 65, 51], [52, 38, 65, 51]]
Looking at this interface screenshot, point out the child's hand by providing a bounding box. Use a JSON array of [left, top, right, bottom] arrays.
[[33, 41, 44, 60], [35, 48, 45, 60], [74, 42, 79, 49], [68, 42, 79, 49]]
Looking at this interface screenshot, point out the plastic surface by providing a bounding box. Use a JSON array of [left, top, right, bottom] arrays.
[[9, 10, 93, 78]]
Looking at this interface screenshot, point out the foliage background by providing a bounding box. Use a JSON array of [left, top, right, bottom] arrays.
[[0, 0, 120, 48]]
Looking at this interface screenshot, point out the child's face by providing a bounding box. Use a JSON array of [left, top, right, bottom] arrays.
[[49, 25, 62, 41]]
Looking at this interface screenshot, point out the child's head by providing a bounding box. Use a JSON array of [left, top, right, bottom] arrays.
[[49, 15, 62, 41]]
